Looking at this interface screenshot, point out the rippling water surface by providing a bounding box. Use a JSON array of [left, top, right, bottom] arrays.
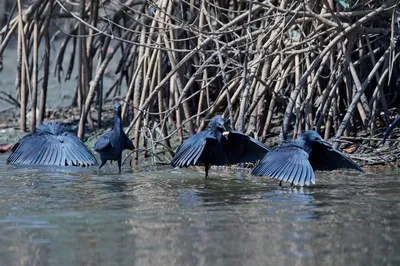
[[0, 155, 399, 266]]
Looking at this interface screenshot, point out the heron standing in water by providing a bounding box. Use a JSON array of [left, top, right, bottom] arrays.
[[7, 121, 97, 166], [94, 103, 134, 173], [170, 116, 270, 178], [252, 130, 364, 186]]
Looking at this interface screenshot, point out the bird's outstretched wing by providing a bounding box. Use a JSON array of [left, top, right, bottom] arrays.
[[171, 130, 218, 167], [58, 132, 98, 166], [7, 134, 44, 165], [224, 131, 269, 164], [383, 116, 400, 144], [309, 140, 364, 173], [7, 125, 97, 166], [251, 144, 315, 186], [94, 132, 112, 152]]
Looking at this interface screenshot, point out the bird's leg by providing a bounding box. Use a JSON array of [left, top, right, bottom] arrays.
[[117, 158, 122, 174], [99, 160, 107, 170], [205, 164, 210, 179], [279, 180, 283, 186], [291, 181, 294, 186]]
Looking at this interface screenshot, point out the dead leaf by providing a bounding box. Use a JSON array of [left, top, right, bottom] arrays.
[[0, 143, 13, 153], [342, 144, 359, 154]]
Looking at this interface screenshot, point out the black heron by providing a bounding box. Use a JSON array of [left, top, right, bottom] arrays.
[[382, 116, 400, 144], [94, 103, 134, 173], [251, 130, 364, 186], [170, 116, 270, 178], [7, 121, 97, 166]]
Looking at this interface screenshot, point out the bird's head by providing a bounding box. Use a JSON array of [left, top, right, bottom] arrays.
[[299, 130, 323, 143], [114, 103, 122, 116], [207, 116, 226, 132]]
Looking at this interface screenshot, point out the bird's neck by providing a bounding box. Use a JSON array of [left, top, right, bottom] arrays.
[[296, 138, 313, 155], [214, 129, 224, 142], [114, 115, 123, 132]]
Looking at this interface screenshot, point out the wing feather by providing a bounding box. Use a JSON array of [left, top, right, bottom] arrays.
[[265, 160, 283, 180], [297, 164, 306, 186], [383, 116, 400, 144], [309, 165, 316, 185], [46, 143, 56, 165], [252, 144, 315, 186], [271, 160, 292, 181], [292, 163, 302, 185], [177, 147, 193, 166], [53, 143, 61, 165], [124, 135, 135, 150], [180, 143, 200, 166], [224, 131, 269, 164], [309, 140, 364, 173], [7, 122, 97, 166], [171, 131, 217, 167], [94, 132, 112, 152], [32, 141, 46, 164], [60, 132, 97, 166], [284, 161, 298, 183], [184, 144, 203, 166]]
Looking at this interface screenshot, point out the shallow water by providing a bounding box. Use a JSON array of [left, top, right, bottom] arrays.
[[0, 155, 399, 266]]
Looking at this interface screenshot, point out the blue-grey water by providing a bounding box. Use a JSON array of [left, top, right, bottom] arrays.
[[0, 155, 399, 266]]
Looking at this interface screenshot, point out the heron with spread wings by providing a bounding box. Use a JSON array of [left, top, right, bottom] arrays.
[[7, 121, 97, 167], [170, 116, 270, 178], [251, 130, 364, 186]]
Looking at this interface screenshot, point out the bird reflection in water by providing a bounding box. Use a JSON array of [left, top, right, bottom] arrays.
[[262, 187, 319, 221]]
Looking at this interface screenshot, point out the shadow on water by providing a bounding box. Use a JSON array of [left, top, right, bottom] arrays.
[[0, 155, 400, 265]]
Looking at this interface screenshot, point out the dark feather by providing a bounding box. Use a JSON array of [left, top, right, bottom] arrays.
[[252, 130, 363, 186], [94, 103, 135, 173], [224, 131, 269, 164], [94, 131, 112, 151], [171, 130, 219, 167], [124, 136, 135, 150], [383, 116, 400, 144], [251, 144, 315, 186], [170, 116, 269, 178], [7, 121, 97, 166], [309, 140, 365, 173]]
